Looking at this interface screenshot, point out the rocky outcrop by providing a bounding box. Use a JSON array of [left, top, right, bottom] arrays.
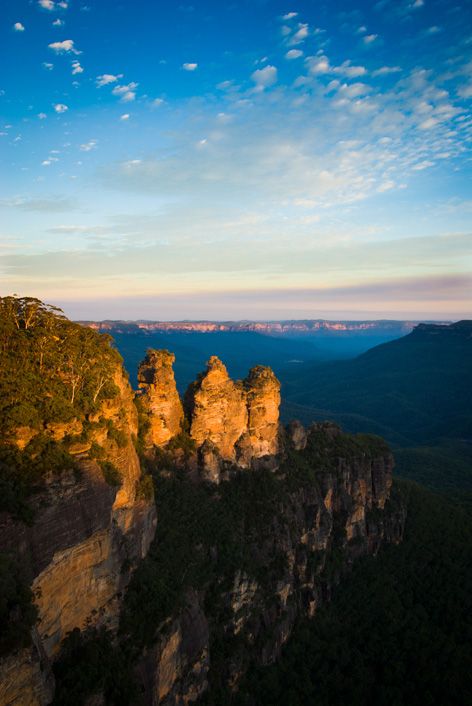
[[186, 356, 248, 463], [184, 356, 281, 479], [137, 591, 209, 706], [0, 363, 157, 704], [137, 350, 184, 448], [133, 422, 406, 704], [242, 365, 280, 461]]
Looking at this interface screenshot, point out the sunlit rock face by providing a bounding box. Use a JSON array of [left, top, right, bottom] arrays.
[[0, 362, 157, 703], [186, 356, 248, 463], [137, 349, 184, 448], [244, 365, 281, 460], [183, 356, 281, 477]]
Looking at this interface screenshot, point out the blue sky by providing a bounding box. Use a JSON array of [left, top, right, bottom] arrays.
[[1, 0, 471, 319]]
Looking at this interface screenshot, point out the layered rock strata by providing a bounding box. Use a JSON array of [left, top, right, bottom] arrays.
[[138, 352, 282, 480], [186, 356, 281, 477], [136, 422, 405, 704], [0, 364, 157, 704], [137, 349, 184, 448]]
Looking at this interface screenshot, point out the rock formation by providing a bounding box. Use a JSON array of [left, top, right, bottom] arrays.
[[0, 309, 405, 706], [184, 356, 281, 478], [137, 349, 184, 448], [186, 356, 248, 463], [0, 359, 157, 704], [134, 422, 405, 704]]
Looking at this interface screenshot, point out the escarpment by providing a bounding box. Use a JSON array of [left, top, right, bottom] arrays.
[[0, 297, 156, 705], [124, 422, 405, 705], [0, 303, 405, 706]]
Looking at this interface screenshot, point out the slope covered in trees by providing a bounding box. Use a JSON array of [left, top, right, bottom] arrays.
[[281, 321, 472, 446], [226, 481, 472, 706]]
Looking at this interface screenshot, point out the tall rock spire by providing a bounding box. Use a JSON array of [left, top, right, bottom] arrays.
[[137, 349, 184, 447]]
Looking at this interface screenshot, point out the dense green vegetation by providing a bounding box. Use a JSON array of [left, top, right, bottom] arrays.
[[0, 297, 126, 660], [50, 429, 386, 704], [0, 297, 124, 513], [0, 297, 122, 434], [0, 554, 38, 658], [52, 627, 138, 706], [395, 440, 472, 513], [213, 481, 472, 706], [280, 321, 472, 446]]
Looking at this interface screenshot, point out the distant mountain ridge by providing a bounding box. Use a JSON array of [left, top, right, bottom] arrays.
[[281, 320, 472, 446], [80, 319, 449, 336]]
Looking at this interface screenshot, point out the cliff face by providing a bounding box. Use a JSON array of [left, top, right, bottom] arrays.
[[137, 350, 184, 448], [0, 309, 405, 706], [0, 359, 157, 705], [187, 356, 249, 463], [131, 423, 405, 705], [183, 356, 281, 479]]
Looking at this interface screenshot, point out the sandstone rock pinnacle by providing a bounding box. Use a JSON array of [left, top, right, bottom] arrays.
[[137, 349, 184, 447], [187, 356, 248, 462]]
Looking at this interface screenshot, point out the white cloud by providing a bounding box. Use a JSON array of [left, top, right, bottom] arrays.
[[458, 83, 472, 99], [363, 34, 378, 44], [38, 112, 47, 119], [152, 98, 165, 107], [80, 140, 97, 151], [48, 39, 80, 54], [286, 49, 303, 60], [112, 82, 138, 102], [120, 114, 130, 120], [334, 61, 367, 78], [71, 61, 83, 75], [96, 73, 122, 87], [38, 0, 55, 9], [338, 82, 371, 99], [373, 66, 402, 77], [43, 62, 54, 70], [412, 160, 434, 170], [290, 23, 309, 45], [378, 180, 396, 192], [57, 1, 68, 7], [283, 12, 298, 19], [183, 63, 198, 71], [418, 117, 438, 130], [251, 65, 278, 91], [13, 22, 25, 32], [53, 103, 68, 113], [412, 0, 424, 7], [307, 55, 330, 74], [53, 18, 64, 26]]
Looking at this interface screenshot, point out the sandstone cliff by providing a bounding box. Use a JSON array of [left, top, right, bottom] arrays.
[[137, 349, 184, 448], [121, 422, 405, 706], [0, 300, 157, 706], [0, 305, 404, 706]]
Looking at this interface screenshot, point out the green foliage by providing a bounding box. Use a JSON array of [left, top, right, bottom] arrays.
[[229, 480, 472, 706], [52, 627, 138, 706], [0, 553, 38, 657], [106, 420, 128, 448], [0, 438, 77, 521], [395, 440, 472, 512], [99, 460, 122, 487], [136, 473, 154, 501], [0, 296, 123, 436], [281, 321, 472, 446]]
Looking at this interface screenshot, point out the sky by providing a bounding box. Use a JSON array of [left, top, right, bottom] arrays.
[[1, 0, 471, 320]]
